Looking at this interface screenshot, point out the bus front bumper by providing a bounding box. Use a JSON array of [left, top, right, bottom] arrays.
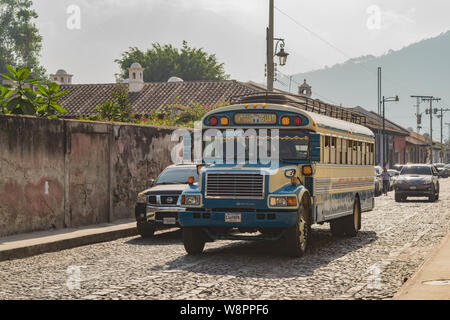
[[178, 210, 298, 228]]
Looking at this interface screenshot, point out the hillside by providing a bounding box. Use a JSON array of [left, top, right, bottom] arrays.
[[276, 31, 450, 132]]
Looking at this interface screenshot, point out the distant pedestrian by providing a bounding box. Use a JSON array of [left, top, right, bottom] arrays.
[[381, 167, 391, 196]]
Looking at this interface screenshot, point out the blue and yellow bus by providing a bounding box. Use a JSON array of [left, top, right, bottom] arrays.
[[179, 97, 375, 256]]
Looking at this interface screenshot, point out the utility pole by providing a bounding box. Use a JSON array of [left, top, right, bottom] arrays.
[[377, 67, 382, 165], [412, 96, 441, 164], [446, 123, 450, 163], [266, 0, 274, 91], [436, 108, 450, 162], [414, 97, 422, 133]]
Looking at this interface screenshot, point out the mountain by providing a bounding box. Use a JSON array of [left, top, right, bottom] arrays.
[[275, 31, 450, 134]]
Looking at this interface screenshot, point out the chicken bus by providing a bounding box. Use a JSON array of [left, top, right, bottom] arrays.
[[179, 96, 375, 257]]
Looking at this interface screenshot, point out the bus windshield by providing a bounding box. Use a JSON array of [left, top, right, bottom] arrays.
[[203, 129, 310, 163]]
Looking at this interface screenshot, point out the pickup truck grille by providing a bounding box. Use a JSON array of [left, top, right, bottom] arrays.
[[206, 173, 264, 199]]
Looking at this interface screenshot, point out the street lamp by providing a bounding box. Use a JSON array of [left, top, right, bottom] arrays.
[[381, 95, 399, 167], [274, 38, 289, 66]]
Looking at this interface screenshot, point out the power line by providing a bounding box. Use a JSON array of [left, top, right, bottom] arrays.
[[274, 5, 407, 93], [276, 71, 340, 105]]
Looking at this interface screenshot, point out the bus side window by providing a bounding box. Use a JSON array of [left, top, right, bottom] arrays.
[[357, 141, 362, 165], [324, 136, 330, 164], [366, 143, 370, 165], [331, 137, 336, 164], [347, 140, 352, 164], [342, 139, 347, 164], [370, 143, 375, 165], [337, 138, 342, 164], [352, 141, 357, 164]]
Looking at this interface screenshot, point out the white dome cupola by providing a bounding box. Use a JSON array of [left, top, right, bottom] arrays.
[[128, 62, 144, 92], [50, 69, 73, 85]]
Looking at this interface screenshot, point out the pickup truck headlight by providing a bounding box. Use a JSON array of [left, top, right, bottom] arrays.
[[182, 194, 201, 205], [269, 196, 297, 207], [137, 192, 147, 203]]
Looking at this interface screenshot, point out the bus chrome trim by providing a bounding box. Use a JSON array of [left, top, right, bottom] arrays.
[[205, 171, 265, 199]]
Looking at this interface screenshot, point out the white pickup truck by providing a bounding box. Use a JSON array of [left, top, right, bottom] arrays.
[[134, 164, 198, 237]]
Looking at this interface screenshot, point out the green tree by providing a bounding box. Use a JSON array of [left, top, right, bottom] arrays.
[[94, 83, 134, 122], [0, 64, 68, 116], [0, 0, 45, 78], [115, 41, 229, 82]]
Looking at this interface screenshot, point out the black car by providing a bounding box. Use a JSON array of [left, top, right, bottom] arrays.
[[434, 163, 449, 178], [135, 164, 198, 237], [394, 164, 440, 202]]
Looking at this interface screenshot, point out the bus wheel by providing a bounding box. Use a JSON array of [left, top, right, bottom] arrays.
[[183, 227, 206, 255], [344, 198, 361, 237], [285, 198, 311, 257], [330, 218, 345, 237]]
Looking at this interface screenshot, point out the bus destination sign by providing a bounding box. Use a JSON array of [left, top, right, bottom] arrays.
[[234, 113, 277, 125]]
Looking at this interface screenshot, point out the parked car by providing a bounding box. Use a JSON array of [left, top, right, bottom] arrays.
[[394, 164, 440, 202], [434, 163, 449, 178], [387, 169, 400, 191], [134, 164, 198, 237], [374, 166, 383, 196], [392, 164, 404, 172]]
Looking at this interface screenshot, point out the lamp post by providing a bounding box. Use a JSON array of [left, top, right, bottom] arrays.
[[266, 0, 289, 91], [381, 95, 399, 167]]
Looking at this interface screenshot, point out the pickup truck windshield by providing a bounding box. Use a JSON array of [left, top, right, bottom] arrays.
[[155, 168, 198, 185]]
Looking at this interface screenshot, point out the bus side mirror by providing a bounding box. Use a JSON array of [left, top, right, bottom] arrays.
[[310, 133, 321, 162]]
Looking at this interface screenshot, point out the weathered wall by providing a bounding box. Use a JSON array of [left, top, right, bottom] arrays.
[[0, 116, 66, 236], [0, 114, 178, 237]]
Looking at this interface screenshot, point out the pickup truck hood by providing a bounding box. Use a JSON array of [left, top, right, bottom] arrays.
[[140, 184, 187, 194]]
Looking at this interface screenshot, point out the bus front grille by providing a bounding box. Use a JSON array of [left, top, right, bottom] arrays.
[[205, 173, 264, 199]]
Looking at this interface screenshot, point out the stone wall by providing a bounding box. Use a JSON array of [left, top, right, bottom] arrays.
[[0, 114, 179, 237]]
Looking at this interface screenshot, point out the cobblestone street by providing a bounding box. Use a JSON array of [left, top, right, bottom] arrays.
[[1, 179, 449, 300]]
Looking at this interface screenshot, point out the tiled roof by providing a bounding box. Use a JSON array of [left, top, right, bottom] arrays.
[[59, 80, 259, 117]]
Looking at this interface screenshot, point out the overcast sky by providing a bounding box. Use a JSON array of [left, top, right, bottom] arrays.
[[33, 0, 450, 86]]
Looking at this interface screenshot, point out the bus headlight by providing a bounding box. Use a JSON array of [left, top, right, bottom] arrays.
[[285, 169, 296, 177], [182, 195, 201, 205], [269, 196, 297, 207]]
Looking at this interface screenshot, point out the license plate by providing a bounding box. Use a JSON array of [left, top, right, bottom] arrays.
[[225, 213, 241, 223], [163, 217, 176, 225], [410, 186, 417, 190]]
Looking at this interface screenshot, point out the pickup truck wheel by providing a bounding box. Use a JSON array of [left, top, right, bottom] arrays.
[[285, 198, 311, 257], [183, 227, 206, 255], [137, 221, 155, 238]]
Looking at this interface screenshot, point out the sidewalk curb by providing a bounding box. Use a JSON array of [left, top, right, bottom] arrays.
[[0, 224, 138, 262], [393, 232, 450, 300]]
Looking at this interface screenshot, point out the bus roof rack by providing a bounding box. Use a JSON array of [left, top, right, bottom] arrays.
[[229, 92, 367, 126]]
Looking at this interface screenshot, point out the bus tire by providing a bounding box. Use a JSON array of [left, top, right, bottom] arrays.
[[344, 198, 361, 237], [183, 227, 206, 255], [330, 218, 346, 237], [285, 197, 311, 258]]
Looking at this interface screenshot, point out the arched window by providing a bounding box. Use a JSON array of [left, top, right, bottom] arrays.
[[133, 72, 136, 79]]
